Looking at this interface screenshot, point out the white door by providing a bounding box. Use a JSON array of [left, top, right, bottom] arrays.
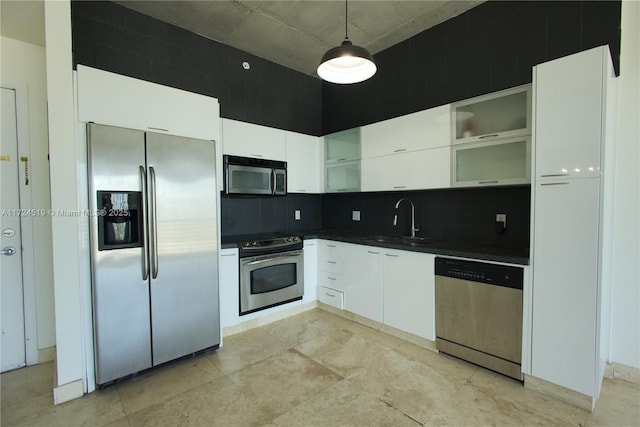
[[1, 87, 26, 372]]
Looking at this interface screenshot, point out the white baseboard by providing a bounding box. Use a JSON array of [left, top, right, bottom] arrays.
[[53, 379, 84, 405], [37, 346, 56, 364], [316, 302, 437, 352], [222, 301, 318, 337], [524, 374, 595, 412], [611, 362, 640, 385]]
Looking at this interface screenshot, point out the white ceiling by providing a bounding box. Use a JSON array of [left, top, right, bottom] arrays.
[[1, 1, 484, 78]]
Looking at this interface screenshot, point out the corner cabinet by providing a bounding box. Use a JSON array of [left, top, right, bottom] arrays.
[[317, 240, 435, 341], [324, 128, 361, 192], [450, 85, 532, 188], [286, 131, 320, 193]]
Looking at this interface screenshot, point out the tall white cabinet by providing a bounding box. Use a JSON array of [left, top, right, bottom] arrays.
[[531, 46, 616, 401]]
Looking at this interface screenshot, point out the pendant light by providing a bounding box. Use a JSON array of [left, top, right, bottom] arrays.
[[317, 0, 377, 84]]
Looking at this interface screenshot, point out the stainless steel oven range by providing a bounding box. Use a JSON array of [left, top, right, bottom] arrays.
[[239, 236, 304, 315]]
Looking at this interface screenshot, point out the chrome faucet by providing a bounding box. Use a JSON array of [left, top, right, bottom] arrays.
[[393, 198, 419, 238]]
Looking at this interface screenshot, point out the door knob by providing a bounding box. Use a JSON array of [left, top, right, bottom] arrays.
[[1, 246, 16, 256]]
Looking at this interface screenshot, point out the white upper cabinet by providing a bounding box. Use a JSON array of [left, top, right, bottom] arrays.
[[286, 131, 320, 193], [452, 85, 531, 144], [222, 118, 286, 161], [76, 65, 220, 141], [362, 147, 450, 191], [361, 104, 451, 158], [534, 47, 609, 179]]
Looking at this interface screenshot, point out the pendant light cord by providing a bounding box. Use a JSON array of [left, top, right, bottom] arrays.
[[344, 0, 349, 40]]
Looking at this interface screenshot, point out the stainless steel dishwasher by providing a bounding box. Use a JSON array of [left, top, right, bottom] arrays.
[[435, 257, 524, 380]]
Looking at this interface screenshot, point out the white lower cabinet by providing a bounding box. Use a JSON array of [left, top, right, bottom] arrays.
[[383, 250, 435, 340], [317, 240, 435, 339], [342, 246, 383, 322], [531, 178, 601, 396], [218, 248, 239, 329], [303, 240, 318, 303]]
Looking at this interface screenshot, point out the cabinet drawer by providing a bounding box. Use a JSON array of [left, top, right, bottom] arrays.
[[318, 272, 344, 289], [318, 286, 344, 309]]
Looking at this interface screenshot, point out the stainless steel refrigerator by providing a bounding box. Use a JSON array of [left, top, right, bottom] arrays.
[[87, 123, 219, 386]]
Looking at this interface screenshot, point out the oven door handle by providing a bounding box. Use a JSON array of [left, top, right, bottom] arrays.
[[245, 256, 289, 266]]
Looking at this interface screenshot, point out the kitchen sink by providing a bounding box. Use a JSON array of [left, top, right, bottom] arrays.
[[366, 235, 435, 247]]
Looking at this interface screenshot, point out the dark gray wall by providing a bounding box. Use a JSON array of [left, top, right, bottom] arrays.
[[71, 1, 620, 246], [71, 1, 323, 136], [322, 0, 621, 134]]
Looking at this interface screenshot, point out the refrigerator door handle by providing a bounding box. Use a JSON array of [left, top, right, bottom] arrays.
[[150, 166, 159, 279], [140, 166, 150, 280]]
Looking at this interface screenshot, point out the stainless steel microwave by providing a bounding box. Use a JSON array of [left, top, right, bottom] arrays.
[[224, 155, 287, 195]]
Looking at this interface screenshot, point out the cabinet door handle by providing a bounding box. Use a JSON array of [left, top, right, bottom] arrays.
[[325, 292, 336, 298], [147, 126, 169, 132], [367, 251, 379, 254], [327, 244, 336, 248], [327, 260, 337, 264], [251, 154, 264, 158], [478, 180, 499, 184], [540, 182, 570, 186], [540, 173, 570, 178], [327, 276, 337, 281], [393, 186, 407, 189], [393, 149, 407, 153], [336, 158, 347, 162], [479, 134, 500, 139], [385, 254, 399, 258]]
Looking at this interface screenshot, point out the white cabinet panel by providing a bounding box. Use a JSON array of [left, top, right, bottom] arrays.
[[303, 240, 318, 303], [361, 104, 450, 158], [534, 47, 606, 179], [342, 245, 383, 322], [286, 131, 320, 193], [531, 178, 600, 396], [222, 118, 286, 161], [77, 65, 220, 141], [383, 250, 435, 340], [218, 248, 239, 329], [362, 147, 450, 191]]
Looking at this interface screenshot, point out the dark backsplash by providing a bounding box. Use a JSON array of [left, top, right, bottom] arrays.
[[221, 193, 322, 237], [221, 186, 531, 249]]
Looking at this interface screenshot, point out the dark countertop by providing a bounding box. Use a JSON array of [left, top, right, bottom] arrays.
[[222, 230, 529, 265]]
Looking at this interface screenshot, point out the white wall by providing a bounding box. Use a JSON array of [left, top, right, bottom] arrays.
[[44, 1, 86, 403], [0, 37, 55, 353], [610, 0, 640, 370]]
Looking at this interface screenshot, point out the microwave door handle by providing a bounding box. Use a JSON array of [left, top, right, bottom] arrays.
[[271, 169, 276, 195]]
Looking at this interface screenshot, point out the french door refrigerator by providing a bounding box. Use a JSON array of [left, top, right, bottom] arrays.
[[87, 123, 219, 386]]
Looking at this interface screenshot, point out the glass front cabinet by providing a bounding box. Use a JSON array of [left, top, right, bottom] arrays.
[[324, 128, 361, 192], [451, 85, 532, 187], [451, 136, 531, 187]]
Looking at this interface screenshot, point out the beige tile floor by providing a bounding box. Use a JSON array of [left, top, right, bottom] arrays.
[[2, 308, 639, 427]]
